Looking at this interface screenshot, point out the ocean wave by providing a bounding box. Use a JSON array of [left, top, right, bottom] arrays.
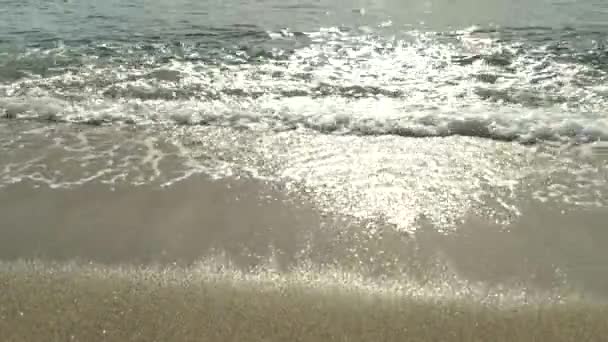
[[1, 95, 607, 144], [1, 26, 605, 103], [1, 25, 607, 145]]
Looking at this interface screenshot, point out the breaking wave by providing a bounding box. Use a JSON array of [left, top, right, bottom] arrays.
[[1, 25, 606, 144]]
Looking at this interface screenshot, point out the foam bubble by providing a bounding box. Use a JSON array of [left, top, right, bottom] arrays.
[[2, 95, 608, 144], [1, 25, 607, 144]]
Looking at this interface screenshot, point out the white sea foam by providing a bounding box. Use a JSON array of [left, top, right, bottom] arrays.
[[1, 26, 606, 143], [1, 95, 608, 143], [1, 26, 607, 233]]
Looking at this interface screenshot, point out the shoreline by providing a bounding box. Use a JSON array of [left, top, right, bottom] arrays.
[[2, 175, 608, 294], [1, 174, 608, 340]]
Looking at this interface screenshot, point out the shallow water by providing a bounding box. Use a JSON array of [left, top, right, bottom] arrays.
[[1, 1, 608, 339]]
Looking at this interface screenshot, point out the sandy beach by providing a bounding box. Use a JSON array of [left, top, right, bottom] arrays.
[[1, 176, 607, 341], [3, 0, 608, 339], [2, 259, 607, 342]]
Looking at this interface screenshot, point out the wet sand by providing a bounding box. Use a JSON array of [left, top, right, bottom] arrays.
[[1, 260, 607, 342], [0, 177, 324, 268], [1, 176, 608, 341]]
